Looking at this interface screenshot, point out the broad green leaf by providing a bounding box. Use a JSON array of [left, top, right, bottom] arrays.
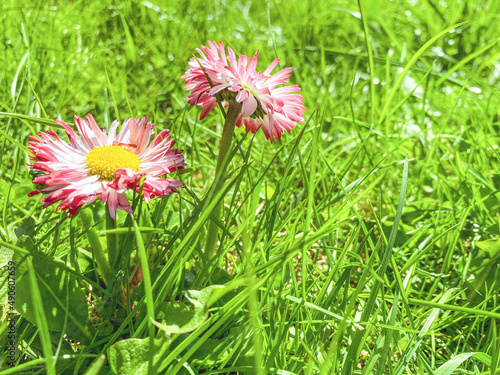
[[9, 183, 33, 206], [0, 249, 14, 306], [108, 337, 170, 375], [14, 253, 94, 342], [184, 285, 225, 308], [0, 218, 35, 305], [152, 301, 208, 334], [476, 239, 500, 259], [152, 280, 248, 334]]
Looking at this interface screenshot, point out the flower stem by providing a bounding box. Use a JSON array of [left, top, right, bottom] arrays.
[[204, 99, 242, 257], [105, 208, 118, 270], [79, 208, 110, 285]]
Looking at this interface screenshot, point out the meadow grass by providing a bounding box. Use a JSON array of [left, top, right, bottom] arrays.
[[1, 0, 500, 374]]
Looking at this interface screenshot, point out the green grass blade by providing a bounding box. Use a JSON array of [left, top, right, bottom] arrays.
[[379, 22, 468, 123]]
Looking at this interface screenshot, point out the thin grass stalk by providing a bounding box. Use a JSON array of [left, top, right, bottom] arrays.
[[132, 217, 156, 375]]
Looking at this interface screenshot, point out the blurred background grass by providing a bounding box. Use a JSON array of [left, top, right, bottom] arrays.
[[2, 0, 500, 373]]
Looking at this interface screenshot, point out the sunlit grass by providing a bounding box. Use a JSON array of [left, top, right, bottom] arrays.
[[1, 0, 500, 374]]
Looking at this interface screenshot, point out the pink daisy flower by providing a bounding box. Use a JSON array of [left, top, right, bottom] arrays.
[[27, 114, 186, 219], [182, 41, 305, 142]]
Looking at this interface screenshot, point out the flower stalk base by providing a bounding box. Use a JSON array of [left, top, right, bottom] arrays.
[[79, 208, 111, 285]]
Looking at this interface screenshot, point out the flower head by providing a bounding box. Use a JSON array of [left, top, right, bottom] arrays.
[[182, 41, 305, 142], [28, 115, 186, 219]]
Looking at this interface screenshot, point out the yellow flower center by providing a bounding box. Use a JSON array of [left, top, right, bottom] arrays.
[[85, 145, 140, 181]]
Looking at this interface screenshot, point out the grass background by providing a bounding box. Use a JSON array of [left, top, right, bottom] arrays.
[[1, 0, 500, 373]]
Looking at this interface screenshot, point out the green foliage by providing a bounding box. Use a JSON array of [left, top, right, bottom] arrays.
[[434, 352, 493, 375], [14, 253, 94, 342], [108, 337, 170, 375], [152, 282, 246, 334], [1, 0, 500, 374]]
